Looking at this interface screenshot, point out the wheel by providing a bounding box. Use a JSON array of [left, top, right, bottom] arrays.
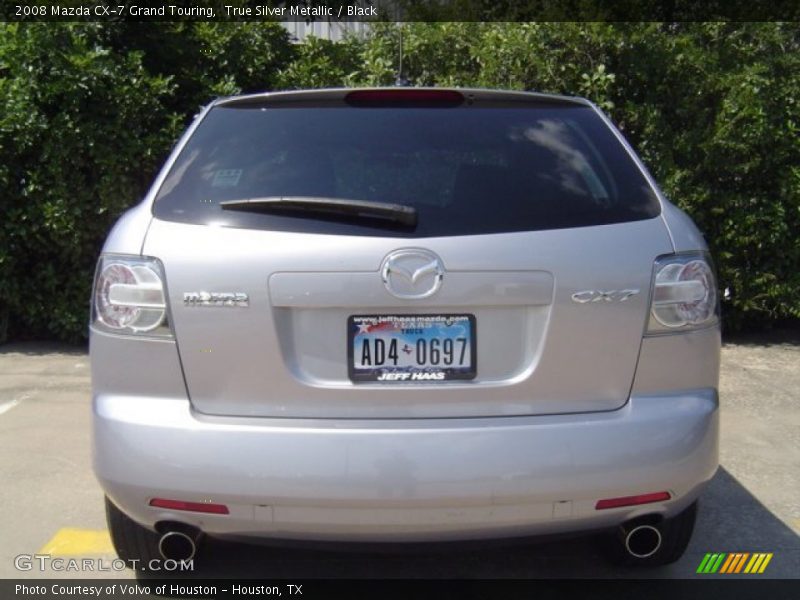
[[105, 496, 162, 567], [602, 501, 697, 567]]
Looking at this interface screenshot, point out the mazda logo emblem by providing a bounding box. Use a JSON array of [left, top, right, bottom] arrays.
[[381, 249, 444, 299]]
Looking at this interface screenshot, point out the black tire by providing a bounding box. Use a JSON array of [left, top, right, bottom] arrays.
[[105, 496, 162, 567], [603, 501, 697, 567]]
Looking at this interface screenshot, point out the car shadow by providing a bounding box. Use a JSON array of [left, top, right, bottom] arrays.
[[0, 341, 88, 356], [139, 467, 799, 580], [722, 325, 800, 348]]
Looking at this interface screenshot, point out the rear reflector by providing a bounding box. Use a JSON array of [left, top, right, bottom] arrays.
[[595, 491, 671, 510], [149, 498, 229, 515], [345, 89, 464, 107]]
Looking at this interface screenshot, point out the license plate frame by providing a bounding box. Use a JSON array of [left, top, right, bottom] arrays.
[[347, 314, 477, 383]]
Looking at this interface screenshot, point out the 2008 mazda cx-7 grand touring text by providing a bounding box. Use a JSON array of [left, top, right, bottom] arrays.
[[91, 88, 720, 567]]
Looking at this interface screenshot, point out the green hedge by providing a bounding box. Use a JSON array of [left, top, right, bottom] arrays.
[[1, 22, 797, 342], [0, 22, 295, 342]]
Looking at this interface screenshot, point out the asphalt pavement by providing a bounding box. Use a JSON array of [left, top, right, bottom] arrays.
[[0, 334, 798, 579]]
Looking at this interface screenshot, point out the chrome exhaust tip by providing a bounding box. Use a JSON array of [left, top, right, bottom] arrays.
[[158, 530, 198, 561], [622, 523, 662, 559]]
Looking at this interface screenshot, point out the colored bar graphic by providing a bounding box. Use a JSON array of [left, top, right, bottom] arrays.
[[722, 553, 740, 573], [696, 553, 713, 573], [758, 553, 773, 573], [710, 553, 726, 573], [734, 553, 749, 573], [744, 554, 761, 573], [699, 553, 719, 573], [719, 553, 736, 573], [699, 552, 773, 574]]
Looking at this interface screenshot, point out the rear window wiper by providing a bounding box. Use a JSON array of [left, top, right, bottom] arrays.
[[219, 196, 417, 228]]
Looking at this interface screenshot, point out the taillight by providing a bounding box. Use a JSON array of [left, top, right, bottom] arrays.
[[91, 254, 172, 338], [647, 253, 719, 334]]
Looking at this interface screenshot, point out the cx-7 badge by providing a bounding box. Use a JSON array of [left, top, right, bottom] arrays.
[[571, 289, 640, 303]]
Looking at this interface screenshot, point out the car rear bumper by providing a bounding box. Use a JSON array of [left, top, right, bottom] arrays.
[[94, 389, 718, 542]]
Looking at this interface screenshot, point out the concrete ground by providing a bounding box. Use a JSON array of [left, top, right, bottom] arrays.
[[0, 335, 798, 579]]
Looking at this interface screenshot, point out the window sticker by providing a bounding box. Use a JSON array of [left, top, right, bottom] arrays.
[[212, 169, 243, 188]]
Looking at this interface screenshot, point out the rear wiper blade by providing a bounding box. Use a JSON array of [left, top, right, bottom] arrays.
[[220, 196, 417, 227]]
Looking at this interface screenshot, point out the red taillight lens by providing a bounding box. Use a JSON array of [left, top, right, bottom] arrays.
[[149, 498, 229, 515], [345, 89, 464, 107], [595, 491, 671, 510]]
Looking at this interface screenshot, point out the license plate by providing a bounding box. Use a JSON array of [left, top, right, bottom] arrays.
[[348, 314, 476, 383]]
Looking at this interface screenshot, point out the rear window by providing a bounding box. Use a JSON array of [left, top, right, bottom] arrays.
[[153, 103, 660, 237]]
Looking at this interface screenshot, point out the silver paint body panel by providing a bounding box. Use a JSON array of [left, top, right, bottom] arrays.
[[142, 217, 672, 418], [91, 88, 720, 541], [92, 332, 718, 541]]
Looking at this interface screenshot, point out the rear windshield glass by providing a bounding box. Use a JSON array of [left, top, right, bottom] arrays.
[[153, 103, 660, 237]]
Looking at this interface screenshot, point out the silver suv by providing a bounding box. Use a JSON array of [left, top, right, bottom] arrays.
[[91, 88, 720, 568]]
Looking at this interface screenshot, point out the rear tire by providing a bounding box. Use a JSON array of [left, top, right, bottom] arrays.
[[603, 501, 697, 567], [105, 496, 162, 567]]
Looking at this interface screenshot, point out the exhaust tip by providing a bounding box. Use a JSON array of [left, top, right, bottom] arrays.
[[158, 530, 197, 561], [624, 524, 662, 559]]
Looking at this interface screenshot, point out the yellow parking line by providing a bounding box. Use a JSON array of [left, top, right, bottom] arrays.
[[39, 528, 114, 556]]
